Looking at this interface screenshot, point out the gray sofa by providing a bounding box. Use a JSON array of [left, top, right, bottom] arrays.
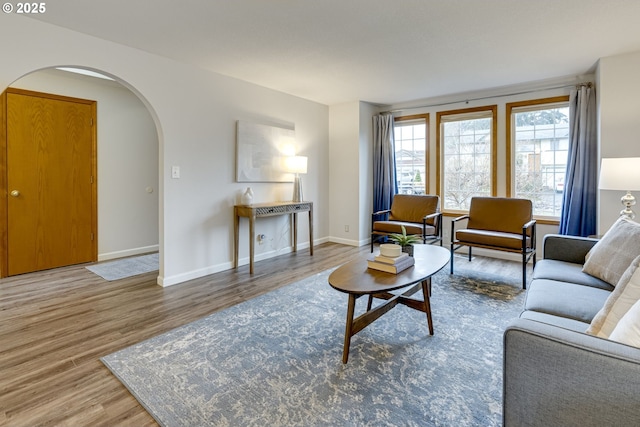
[[503, 234, 640, 427]]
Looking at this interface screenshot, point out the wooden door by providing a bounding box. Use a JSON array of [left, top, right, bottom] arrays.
[[4, 89, 97, 276]]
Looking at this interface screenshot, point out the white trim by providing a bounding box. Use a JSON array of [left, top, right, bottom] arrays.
[[157, 237, 329, 287], [98, 245, 159, 261]]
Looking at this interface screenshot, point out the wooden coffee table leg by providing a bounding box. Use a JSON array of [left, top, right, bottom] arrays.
[[421, 279, 434, 335], [342, 294, 357, 364], [366, 295, 373, 311]]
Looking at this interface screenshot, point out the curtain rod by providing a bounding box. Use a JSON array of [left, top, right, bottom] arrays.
[[381, 81, 593, 114]]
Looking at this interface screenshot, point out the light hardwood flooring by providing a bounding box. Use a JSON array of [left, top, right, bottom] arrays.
[[0, 243, 368, 426], [0, 243, 523, 426]]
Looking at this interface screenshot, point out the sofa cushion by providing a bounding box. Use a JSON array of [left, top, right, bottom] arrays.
[[582, 217, 640, 286], [520, 310, 591, 332], [532, 259, 613, 291], [609, 299, 640, 348], [524, 279, 611, 323], [587, 256, 640, 338]]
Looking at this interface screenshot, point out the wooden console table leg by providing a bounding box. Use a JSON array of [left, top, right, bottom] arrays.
[[249, 213, 255, 275], [308, 206, 313, 256], [233, 209, 239, 269], [421, 279, 434, 335], [293, 212, 298, 253], [342, 294, 357, 364]]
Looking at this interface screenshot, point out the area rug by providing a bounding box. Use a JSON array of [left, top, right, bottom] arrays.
[[86, 253, 159, 281], [101, 263, 525, 426]]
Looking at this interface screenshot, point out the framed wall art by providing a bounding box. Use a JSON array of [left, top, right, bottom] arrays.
[[236, 120, 296, 183]]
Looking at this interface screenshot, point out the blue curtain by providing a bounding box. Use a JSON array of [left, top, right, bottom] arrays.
[[373, 114, 397, 213], [559, 84, 598, 236]]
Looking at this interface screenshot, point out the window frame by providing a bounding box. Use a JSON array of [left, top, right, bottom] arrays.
[[436, 105, 498, 214], [394, 113, 430, 195], [506, 96, 570, 224]]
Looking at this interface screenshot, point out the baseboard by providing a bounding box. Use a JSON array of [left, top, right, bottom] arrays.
[[329, 237, 361, 247], [158, 261, 233, 287], [157, 237, 329, 287], [98, 245, 159, 261]]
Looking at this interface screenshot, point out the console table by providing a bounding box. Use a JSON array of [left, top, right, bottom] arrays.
[[234, 201, 313, 274]]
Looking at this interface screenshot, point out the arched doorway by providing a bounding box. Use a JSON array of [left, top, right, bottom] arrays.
[[1, 66, 161, 277]]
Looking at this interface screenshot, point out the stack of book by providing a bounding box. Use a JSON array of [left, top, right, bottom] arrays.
[[367, 251, 415, 274]]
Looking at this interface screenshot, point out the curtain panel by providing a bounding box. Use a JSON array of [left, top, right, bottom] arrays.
[[373, 114, 397, 213], [559, 84, 598, 237]]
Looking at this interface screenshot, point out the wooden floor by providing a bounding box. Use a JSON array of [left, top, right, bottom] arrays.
[[0, 243, 523, 426]]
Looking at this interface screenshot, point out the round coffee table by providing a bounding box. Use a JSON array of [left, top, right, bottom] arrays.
[[328, 244, 450, 363]]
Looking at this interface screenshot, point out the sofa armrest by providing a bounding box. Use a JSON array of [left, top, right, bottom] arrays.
[[503, 318, 640, 427], [542, 234, 599, 264]]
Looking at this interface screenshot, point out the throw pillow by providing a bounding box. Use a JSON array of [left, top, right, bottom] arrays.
[[609, 299, 640, 348], [586, 255, 640, 338], [582, 217, 640, 286]]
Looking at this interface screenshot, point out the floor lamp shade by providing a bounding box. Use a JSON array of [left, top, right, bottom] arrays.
[[599, 157, 640, 219], [285, 156, 307, 202]]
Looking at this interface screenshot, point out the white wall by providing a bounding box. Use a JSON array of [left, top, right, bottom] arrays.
[[11, 69, 159, 260], [327, 101, 375, 246], [597, 51, 640, 233], [0, 14, 329, 286], [358, 102, 376, 243], [328, 102, 360, 245]]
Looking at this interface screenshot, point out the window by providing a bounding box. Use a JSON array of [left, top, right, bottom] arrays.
[[394, 114, 428, 195], [437, 106, 497, 211], [507, 97, 569, 218]]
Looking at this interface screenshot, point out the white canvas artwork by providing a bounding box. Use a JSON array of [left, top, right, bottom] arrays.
[[236, 120, 296, 182]]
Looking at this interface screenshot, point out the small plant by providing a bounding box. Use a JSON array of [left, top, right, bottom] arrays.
[[389, 225, 421, 247]]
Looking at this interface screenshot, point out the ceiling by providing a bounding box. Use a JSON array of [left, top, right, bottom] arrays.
[[26, 0, 640, 106]]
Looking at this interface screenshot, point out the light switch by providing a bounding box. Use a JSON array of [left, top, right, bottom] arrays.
[[171, 166, 180, 179]]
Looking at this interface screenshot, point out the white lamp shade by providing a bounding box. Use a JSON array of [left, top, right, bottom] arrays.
[[599, 157, 640, 191], [284, 156, 308, 174]]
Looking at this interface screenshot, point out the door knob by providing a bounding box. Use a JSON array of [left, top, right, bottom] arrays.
[[10, 190, 20, 197]]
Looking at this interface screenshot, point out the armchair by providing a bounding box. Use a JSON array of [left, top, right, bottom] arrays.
[[371, 194, 442, 252], [450, 197, 536, 289]]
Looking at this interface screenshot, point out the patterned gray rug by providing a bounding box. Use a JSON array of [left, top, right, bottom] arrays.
[[101, 262, 525, 426], [86, 253, 159, 281]]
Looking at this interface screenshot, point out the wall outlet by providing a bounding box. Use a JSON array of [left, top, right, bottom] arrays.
[[171, 165, 180, 179], [257, 234, 266, 244], [344, 225, 349, 232]]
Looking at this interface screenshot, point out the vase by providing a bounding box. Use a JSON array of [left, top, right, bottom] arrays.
[[402, 245, 414, 257], [241, 187, 253, 205]]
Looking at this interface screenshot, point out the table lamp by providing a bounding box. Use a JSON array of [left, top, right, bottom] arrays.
[[599, 157, 640, 219], [285, 156, 307, 202]]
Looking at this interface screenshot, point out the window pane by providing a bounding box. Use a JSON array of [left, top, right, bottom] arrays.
[[394, 120, 426, 195], [442, 117, 492, 210], [513, 105, 569, 217]]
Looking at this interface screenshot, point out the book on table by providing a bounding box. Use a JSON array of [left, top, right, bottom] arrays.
[[367, 253, 415, 274], [373, 252, 409, 265]]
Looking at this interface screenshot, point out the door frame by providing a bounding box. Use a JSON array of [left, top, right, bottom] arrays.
[[0, 88, 98, 277]]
